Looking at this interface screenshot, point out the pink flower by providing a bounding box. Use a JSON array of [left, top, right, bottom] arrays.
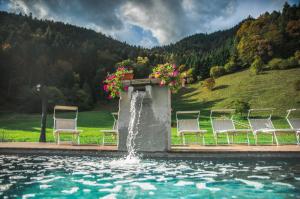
[[123, 85, 129, 91], [172, 64, 176, 69], [172, 70, 179, 77], [107, 95, 112, 99], [103, 84, 108, 92], [160, 80, 166, 86]]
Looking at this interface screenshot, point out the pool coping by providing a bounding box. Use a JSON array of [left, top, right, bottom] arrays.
[[1, 142, 300, 159]]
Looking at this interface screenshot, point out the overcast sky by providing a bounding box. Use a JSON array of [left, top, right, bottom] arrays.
[[0, 0, 298, 47]]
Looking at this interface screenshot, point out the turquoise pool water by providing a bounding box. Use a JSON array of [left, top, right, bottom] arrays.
[[0, 155, 299, 199]]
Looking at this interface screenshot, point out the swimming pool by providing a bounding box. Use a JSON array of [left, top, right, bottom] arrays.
[[0, 155, 299, 198]]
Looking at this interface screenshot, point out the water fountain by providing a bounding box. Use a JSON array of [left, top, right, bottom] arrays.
[[118, 79, 171, 153]]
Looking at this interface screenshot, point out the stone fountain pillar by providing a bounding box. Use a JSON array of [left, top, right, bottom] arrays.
[[118, 79, 171, 152]]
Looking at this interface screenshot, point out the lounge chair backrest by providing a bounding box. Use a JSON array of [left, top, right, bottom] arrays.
[[53, 105, 79, 131], [176, 111, 200, 136], [211, 119, 235, 132], [248, 119, 274, 131], [286, 109, 300, 130], [288, 119, 300, 129], [54, 118, 77, 130], [178, 119, 200, 132]]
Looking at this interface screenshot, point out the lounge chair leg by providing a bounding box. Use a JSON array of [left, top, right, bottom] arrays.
[[296, 132, 299, 145], [231, 134, 234, 144], [202, 134, 205, 146], [183, 135, 186, 145], [102, 134, 105, 146], [226, 133, 230, 144], [247, 133, 250, 145], [215, 135, 218, 145], [273, 132, 278, 146], [77, 135, 80, 145], [255, 134, 257, 145]]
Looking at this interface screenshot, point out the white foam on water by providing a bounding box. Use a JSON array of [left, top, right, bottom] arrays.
[[39, 176, 64, 184], [174, 180, 195, 186], [149, 191, 155, 195], [101, 193, 117, 199], [235, 178, 264, 189], [272, 182, 295, 189], [61, 187, 79, 194], [9, 175, 27, 180], [99, 185, 122, 193], [40, 184, 51, 189], [294, 177, 300, 181], [83, 189, 91, 192], [131, 182, 157, 190], [73, 179, 112, 187], [0, 184, 12, 192], [254, 166, 281, 171], [196, 183, 220, 192], [22, 194, 35, 199], [247, 175, 270, 179]]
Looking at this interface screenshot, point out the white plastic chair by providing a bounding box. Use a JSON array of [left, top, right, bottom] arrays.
[[286, 109, 300, 145], [176, 111, 207, 145], [53, 105, 82, 145], [247, 108, 293, 145], [100, 112, 118, 146], [210, 109, 251, 145]]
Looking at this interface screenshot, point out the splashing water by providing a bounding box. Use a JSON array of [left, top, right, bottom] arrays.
[[125, 91, 145, 162]]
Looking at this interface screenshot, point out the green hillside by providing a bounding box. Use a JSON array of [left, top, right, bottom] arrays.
[[173, 68, 300, 116], [0, 68, 299, 145]]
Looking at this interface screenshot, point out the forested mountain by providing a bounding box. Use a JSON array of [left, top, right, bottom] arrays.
[[0, 11, 144, 112], [0, 2, 299, 112]]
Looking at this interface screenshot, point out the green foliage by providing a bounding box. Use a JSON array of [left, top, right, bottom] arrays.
[[202, 78, 215, 91], [210, 66, 225, 78], [232, 99, 250, 116], [224, 56, 239, 73], [250, 56, 264, 75], [268, 56, 299, 70], [46, 86, 65, 111], [236, 3, 300, 65]]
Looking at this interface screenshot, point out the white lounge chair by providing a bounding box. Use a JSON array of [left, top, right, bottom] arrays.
[[247, 108, 293, 145], [100, 112, 118, 146], [286, 109, 300, 145], [210, 109, 251, 145], [53, 105, 82, 145], [176, 111, 207, 145]]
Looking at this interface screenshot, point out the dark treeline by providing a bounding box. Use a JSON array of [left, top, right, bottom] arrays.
[[0, 2, 299, 112]]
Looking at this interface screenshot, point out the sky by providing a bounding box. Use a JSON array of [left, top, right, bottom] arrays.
[[0, 0, 298, 48]]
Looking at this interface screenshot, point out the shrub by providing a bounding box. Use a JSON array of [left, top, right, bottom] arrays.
[[268, 58, 283, 70], [295, 80, 300, 91], [210, 66, 225, 78], [268, 57, 298, 70], [203, 78, 215, 91], [233, 99, 250, 116], [224, 61, 238, 73], [250, 56, 263, 75]]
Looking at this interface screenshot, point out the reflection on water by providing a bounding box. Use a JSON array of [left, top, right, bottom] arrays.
[[0, 155, 300, 198]]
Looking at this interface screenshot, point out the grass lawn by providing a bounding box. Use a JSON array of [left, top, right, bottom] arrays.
[[0, 68, 299, 145]]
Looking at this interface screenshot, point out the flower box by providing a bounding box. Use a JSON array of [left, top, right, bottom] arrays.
[[122, 73, 134, 80]]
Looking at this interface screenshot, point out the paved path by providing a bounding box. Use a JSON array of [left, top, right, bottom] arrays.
[[0, 142, 299, 152]]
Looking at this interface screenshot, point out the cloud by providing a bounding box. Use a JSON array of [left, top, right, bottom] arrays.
[[1, 0, 297, 47]]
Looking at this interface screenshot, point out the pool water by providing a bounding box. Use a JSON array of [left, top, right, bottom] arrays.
[[0, 155, 299, 199]]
